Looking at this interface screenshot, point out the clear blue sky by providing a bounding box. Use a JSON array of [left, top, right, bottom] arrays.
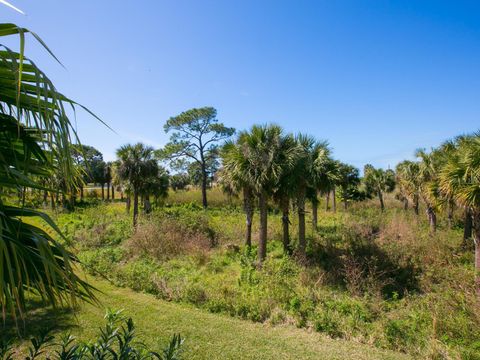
[[2, 0, 479, 169]]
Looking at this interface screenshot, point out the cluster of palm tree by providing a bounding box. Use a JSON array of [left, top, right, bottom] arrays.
[[396, 133, 480, 294], [363, 164, 396, 211], [115, 143, 169, 226], [220, 124, 360, 264]]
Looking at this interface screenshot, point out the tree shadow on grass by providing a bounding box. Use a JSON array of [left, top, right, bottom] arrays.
[[1, 299, 79, 341], [308, 228, 420, 299]]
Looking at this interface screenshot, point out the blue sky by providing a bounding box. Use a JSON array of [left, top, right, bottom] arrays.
[[2, 0, 479, 169]]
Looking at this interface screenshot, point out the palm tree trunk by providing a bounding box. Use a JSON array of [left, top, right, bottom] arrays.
[[413, 194, 419, 215], [101, 183, 105, 200], [243, 188, 253, 248], [144, 194, 152, 214], [126, 195, 131, 213], [133, 190, 139, 227], [312, 199, 318, 230], [472, 210, 480, 297], [325, 192, 330, 211], [107, 182, 110, 200], [43, 190, 48, 206], [447, 201, 454, 229], [427, 206, 436, 233], [378, 191, 385, 211], [281, 196, 290, 254], [258, 191, 268, 264], [332, 188, 337, 213], [463, 207, 473, 248], [298, 187, 306, 257], [111, 185, 115, 200]]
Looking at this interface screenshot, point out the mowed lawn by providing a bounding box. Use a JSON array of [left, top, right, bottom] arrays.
[[11, 278, 410, 360]]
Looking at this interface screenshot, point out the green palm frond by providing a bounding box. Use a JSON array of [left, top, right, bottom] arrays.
[[0, 24, 99, 321]]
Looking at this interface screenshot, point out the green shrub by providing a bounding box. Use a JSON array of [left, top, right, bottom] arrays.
[[1, 309, 184, 360]]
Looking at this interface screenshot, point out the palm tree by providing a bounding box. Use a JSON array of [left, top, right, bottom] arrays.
[[363, 165, 396, 212], [396, 160, 421, 215], [116, 143, 158, 227], [271, 134, 301, 254], [439, 134, 480, 295], [311, 156, 337, 228], [292, 135, 330, 257], [0, 23, 97, 319], [105, 162, 112, 201], [223, 125, 297, 263], [416, 149, 442, 233], [336, 163, 360, 210], [219, 144, 255, 248], [141, 167, 169, 212]]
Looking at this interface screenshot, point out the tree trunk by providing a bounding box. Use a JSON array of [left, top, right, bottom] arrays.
[[43, 190, 48, 206], [298, 187, 306, 257], [70, 193, 76, 210], [312, 199, 318, 230], [325, 192, 330, 211], [243, 188, 253, 248], [201, 161, 208, 209], [472, 211, 480, 297], [463, 207, 473, 248], [101, 183, 105, 200], [111, 185, 115, 201], [107, 182, 110, 201], [281, 196, 291, 254], [447, 201, 454, 229], [258, 191, 268, 264], [413, 194, 419, 215], [133, 190, 139, 227], [80, 186, 84, 201], [403, 198, 408, 211], [378, 191, 385, 212], [332, 188, 337, 213], [144, 194, 152, 214], [126, 195, 131, 213], [427, 206, 437, 234], [50, 193, 55, 210], [344, 198, 348, 210]]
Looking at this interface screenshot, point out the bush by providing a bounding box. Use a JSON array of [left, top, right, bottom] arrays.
[[1, 309, 183, 360]]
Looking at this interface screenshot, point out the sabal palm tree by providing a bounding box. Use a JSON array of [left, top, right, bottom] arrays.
[[223, 125, 297, 263], [363, 165, 396, 212], [116, 143, 158, 227], [439, 134, 480, 295], [220, 142, 255, 248], [336, 162, 360, 210], [311, 156, 337, 227], [271, 134, 301, 254], [415, 149, 442, 232], [395, 160, 421, 214], [292, 135, 330, 257], [0, 23, 97, 319]]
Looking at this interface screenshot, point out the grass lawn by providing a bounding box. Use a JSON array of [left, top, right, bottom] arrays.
[[11, 277, 410, 360]]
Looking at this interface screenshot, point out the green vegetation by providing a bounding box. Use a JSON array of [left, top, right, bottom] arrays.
[[1, 12, 480, 360], [0, 24, 96, 320], [31, 188, 477, 359], [2, 308, 183, 360], [8, 278, 408, 360]]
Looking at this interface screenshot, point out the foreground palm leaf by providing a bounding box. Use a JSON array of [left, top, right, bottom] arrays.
[[0, 24, 97, 320]]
